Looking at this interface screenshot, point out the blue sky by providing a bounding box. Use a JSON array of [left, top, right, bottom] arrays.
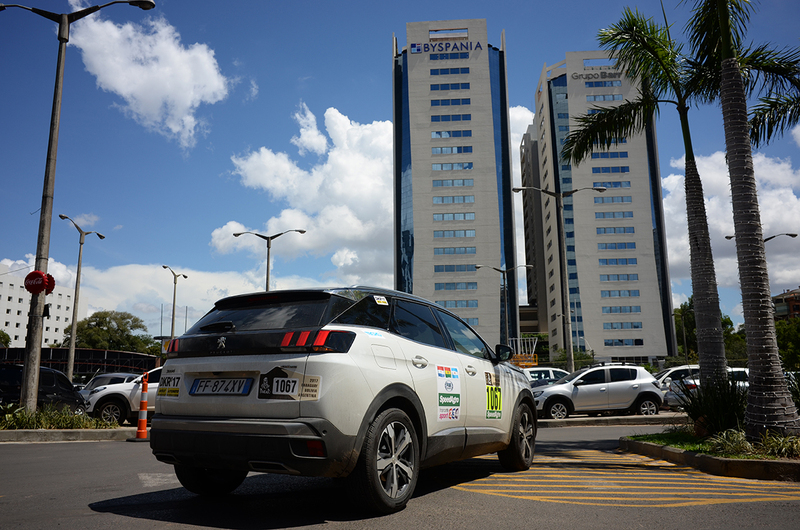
[[2, 0, 799, 337]]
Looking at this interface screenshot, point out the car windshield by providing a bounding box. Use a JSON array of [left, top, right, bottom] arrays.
[[654, 369, 669, 380]]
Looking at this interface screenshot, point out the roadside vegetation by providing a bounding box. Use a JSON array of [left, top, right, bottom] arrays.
[[0, 404, 116, 430]]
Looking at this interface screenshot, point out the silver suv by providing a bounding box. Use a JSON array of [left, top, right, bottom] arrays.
[[533, 364, 661, 419], [150, 287, 536, 513]]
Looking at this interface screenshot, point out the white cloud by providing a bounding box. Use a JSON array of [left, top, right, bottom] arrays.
[[792, 124, 800, 149], [71, 213, 99, 228], [69, 4, 229, 149], [223, 105, 394, 286]]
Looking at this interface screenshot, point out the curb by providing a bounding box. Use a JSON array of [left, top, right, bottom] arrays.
[[619, 437, 800, 481], [539, 411, 689, 428], [0, 427, 139, 443]]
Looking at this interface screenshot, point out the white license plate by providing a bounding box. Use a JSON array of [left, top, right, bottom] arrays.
[[189, 378, 253, 396]]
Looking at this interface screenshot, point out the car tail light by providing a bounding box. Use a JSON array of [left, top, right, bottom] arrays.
[[279, 330, 356, 353], [683, 381, 697, 391]]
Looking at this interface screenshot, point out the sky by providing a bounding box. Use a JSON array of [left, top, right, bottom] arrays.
[[1, 0, 799, 339]]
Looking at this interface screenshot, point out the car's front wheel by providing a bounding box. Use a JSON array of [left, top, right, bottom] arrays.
[[174, 465, 248, 496], [350, 408, 419, 514], [95, 398, 127, 425], [546, 398, 570, 420], [636, 396, 659, 416], [498, 402, 536, 471]]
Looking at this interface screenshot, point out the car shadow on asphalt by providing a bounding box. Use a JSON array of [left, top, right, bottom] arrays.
[[88, 458, 503, 527]]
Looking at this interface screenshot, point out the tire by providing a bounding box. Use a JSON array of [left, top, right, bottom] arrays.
[[95, 398, 128, 425], [546, 398, 570, 420], [636, 396, 659, 416], [350, 408, 419, 514], [497, 403, 536, 471], [174, 465, 248, 496]]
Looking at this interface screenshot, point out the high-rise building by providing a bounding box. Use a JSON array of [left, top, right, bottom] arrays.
[[392, 19, 517, 347], [519, 51, 676, 363]]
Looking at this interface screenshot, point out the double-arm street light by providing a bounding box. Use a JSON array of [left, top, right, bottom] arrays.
[[162, 266, 187, 349], [233, 229, 306, 291], [725, 233, 797, 242], [512, 185, 606, 372], [59, 214, 104, 381], [475, 264, 534, 346], [2, 0, 156, 411]]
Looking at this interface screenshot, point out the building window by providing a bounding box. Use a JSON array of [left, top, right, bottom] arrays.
[[433, 195, 474, 204], [464, 318, 479, 326], [435, 264, 477, 273], [603, 322, 643, 330], [432, 146, 473, 154], [600, 274, 639, 281], [599, 258, 638, 266], [597, 226, 635, 234], [604, 338, 645, 346], [433, 179, 473, 187], [602, 306, 642, 313], [430, 52, 469, 60], [598, 242, 636, 250], [435, 300, 479, 308], [433, 212, 475, 221], [557, 113, 569, 119], [591, 151, 628, 159], [431, 114, 472, 122], [435, 282, 478, 291], [595, 211, 634, 219], [587, 94, 623, 101], [594, 181, 631, 189], [601, 290, 640, 298], [434, 247, 476, 255], [431, 98, 471, 106], [592, 166, 630, 174], [432, 130, 473, 138], [595, 196, 632, 204], [430, 67, 470, 75], [434, 230, 476, 238], [430, 83, 470, 90], [585, 80, 622, 87], [558, 125, 569, 132]]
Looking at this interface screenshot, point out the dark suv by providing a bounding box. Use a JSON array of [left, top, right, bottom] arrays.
[[0, 364, 88, 413]]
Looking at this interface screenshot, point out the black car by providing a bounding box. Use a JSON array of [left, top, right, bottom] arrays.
[[0, 364, 88, 413]]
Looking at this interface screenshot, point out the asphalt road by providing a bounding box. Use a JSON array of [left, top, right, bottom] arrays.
[[2, 424, 799, 529]]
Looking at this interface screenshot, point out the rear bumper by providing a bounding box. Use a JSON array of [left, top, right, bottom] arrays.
[[149, 414, 358, 478]]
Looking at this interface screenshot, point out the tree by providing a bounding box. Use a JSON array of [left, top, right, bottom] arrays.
[[750, 90, 800, 147], [687, 0, 800, 438], [0, 330, 10, 348], [561, 7, 728, 387], [775, 318, 800, 372], [62, 310, 158, 354]]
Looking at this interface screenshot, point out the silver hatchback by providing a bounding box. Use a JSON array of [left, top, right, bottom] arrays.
[[533, 364, 662, 419]]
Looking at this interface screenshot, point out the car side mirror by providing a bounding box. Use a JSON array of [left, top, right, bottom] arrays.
[[495, 344, 513, 363], [573, 379, 585, 387]]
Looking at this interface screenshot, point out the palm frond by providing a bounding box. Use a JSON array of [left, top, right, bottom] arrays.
[[738, 44, 800, 96], [749, 93, 800, 147], [685, 0, 754, 63], [561, 96, 659, 165]]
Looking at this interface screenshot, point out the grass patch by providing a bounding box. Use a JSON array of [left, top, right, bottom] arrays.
[[0, 404, 117, 430], [631, 426, 800, 460]]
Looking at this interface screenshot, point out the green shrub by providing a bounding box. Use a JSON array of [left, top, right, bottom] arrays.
[[759, 431, 800, 459], [676, 379, 747, 436], [0, 404, 116, 430], [708, 429, 753, 456]]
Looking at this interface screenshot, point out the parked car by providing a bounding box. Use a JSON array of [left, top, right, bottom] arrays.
[[0, 364, 88, 413], [150, 287, 536, 513], [524, 367, 569, 387], [86, 367, 161, 424], [653, 364, 699, 396], [79, 372, 138, 400], [664, 367, 749, 409], [533, 363, 662, 419]]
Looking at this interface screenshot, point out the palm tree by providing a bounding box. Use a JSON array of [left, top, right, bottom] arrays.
[[561, 8, 728, 387], [750, 91, 800, 147], [687, 0, 800, 438]]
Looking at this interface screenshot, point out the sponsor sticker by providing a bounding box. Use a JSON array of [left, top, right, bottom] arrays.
[[157, 375, 181, 397], [437, 365, 461, 421], [485, 371, 502, 420], [373, 295, 389, 306], [364, 330, 384, 339], [258, 367, 320, 401]]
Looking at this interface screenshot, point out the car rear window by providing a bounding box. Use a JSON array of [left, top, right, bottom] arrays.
[[187, 292, 354, 333]]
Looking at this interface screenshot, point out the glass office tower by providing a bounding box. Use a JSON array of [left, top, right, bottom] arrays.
[[393, 19, 517, 347]]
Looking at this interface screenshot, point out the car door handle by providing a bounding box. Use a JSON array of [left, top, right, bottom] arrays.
[[600, 388, 607, 392], [412, 356, 428, 368], [465, 365, 477, 376], [632, 384, 639, 389]]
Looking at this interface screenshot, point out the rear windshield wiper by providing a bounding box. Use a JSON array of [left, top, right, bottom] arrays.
[[199, 321, 235, 333]]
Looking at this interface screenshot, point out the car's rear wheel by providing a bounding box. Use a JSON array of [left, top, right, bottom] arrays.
[[636, 396, 659, 416], [174, 465, 248, 496], [498, 403, 536, 471], [350, 408, 419, 514], [546, 398, 570, 420], [95, 398, 127, 425]]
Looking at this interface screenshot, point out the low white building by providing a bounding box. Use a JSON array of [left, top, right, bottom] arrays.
[[0, 262, 86, 348]]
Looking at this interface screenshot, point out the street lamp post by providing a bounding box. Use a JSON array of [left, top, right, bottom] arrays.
[[59, 214, 104, 381], [725, 233, 797, 243], [2, 0, 156, 412], [475, 264, 534, 346], [162, 265, 187, 352], [672, 309, 693, 366], [513, 185, 606, 372], [233, 229, 306, 291]]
